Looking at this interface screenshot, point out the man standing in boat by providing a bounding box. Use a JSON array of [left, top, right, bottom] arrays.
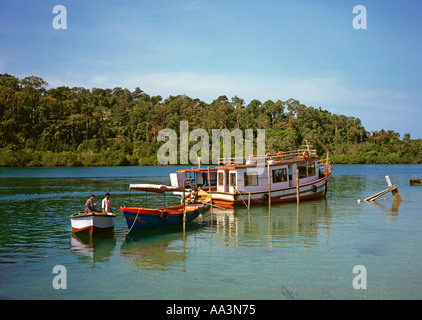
[[85, 194, 97, 213], [102, 192, 113, 214]]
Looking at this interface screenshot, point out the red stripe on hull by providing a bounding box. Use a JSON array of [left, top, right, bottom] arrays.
[[212, 189, 326, 208], [72, 225, 114, 237]]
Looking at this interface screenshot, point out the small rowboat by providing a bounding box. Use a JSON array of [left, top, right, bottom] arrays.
[[120, 204, 204, 231], [70, 212, 116, 237]]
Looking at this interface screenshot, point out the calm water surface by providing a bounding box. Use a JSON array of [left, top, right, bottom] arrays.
[[1, 165, 422, 300]]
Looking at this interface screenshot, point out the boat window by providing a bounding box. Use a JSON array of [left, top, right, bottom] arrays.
[[298, 163, 308, 178], [205, 172, 217, 186], [244, 171, 258, 186], [186, 171, 196, 186], [229, 173, 237, 187], [218, 172, 224, 186], [308, 162, 316, 176], [272, 168, 288, 183]]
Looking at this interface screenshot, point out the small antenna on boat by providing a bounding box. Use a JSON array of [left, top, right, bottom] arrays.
[[305, 139, 310, 152]]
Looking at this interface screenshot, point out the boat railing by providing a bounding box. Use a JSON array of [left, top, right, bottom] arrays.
[[217, 148, 318, 165], [317, 152, 332, 176]]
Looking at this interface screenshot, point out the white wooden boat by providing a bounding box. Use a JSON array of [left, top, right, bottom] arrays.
[[70, 212, 116, 237], [170, 146, 332, 207]]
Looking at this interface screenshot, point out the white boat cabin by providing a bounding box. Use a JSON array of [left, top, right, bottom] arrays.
[[215, 149, 322, 194], [169, 147, 331, 206], [170, 168, 218, 190]]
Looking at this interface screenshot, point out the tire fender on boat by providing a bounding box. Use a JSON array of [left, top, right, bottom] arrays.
[[261, 193, 269, 203], [160, 210, 169, 221], [312, 184, 317, 193]]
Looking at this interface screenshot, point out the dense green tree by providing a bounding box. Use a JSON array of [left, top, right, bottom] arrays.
[[1, 73, 421, 167]]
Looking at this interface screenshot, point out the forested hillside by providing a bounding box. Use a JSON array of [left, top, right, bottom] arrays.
[[1, 73, 421, 167]]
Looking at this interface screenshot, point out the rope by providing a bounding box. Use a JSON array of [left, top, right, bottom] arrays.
[[126, 208, 141, 235], [332, 178, 345, 196], [329, 176, 356, 199], [199, 200, 228, 210], [234, 186, 250, 209]]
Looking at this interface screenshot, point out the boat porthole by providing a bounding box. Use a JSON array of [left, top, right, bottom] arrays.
[[160, 211, 169, 221], [312, 185, 317, 193], [262, 194, 269, 203]]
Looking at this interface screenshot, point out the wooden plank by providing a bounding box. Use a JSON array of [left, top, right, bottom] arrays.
[[364, 186, 398, 202], [365, 176, 402, 203], [391, 188, 402, 202], [364, 188, 388, 202], [386, 176, 402, 202]]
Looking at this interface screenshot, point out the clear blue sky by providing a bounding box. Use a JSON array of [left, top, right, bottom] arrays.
[[1, 0, 421, 138]]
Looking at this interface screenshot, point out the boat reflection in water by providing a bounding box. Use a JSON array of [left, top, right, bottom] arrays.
[[368, 199, 401, 224], [210, 200, 333, 249], [119, 200, 334, 273], [70, 232, 116, 264], [120, 222, 207, 272]]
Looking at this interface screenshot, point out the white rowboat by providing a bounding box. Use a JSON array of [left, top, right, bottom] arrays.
[[70, 212, 116, 237]]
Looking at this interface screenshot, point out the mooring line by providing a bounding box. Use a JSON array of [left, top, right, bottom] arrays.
[[126, 207, 141, 235]]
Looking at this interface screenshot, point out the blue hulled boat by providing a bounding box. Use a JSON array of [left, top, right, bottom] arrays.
[[121, 204, 204, 231], [120, 184, 205, 232]]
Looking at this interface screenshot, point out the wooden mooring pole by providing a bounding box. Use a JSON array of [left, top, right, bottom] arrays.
[[182, 179, 186, 232], [248, 191, 251, 211], [267, 162, 271, 206], [296, 169, 300, 204], [207, 167, 213, 221], [385, 175, 402, 202]]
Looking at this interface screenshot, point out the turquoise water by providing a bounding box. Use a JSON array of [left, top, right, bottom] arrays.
[[1, 165, 422, 300]]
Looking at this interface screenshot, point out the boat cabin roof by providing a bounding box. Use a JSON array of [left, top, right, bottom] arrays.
[[174, 149, 321, 171], [215, 149, 318, 170], [177, 168, 218, 173], [129, 184, 183, 193]]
